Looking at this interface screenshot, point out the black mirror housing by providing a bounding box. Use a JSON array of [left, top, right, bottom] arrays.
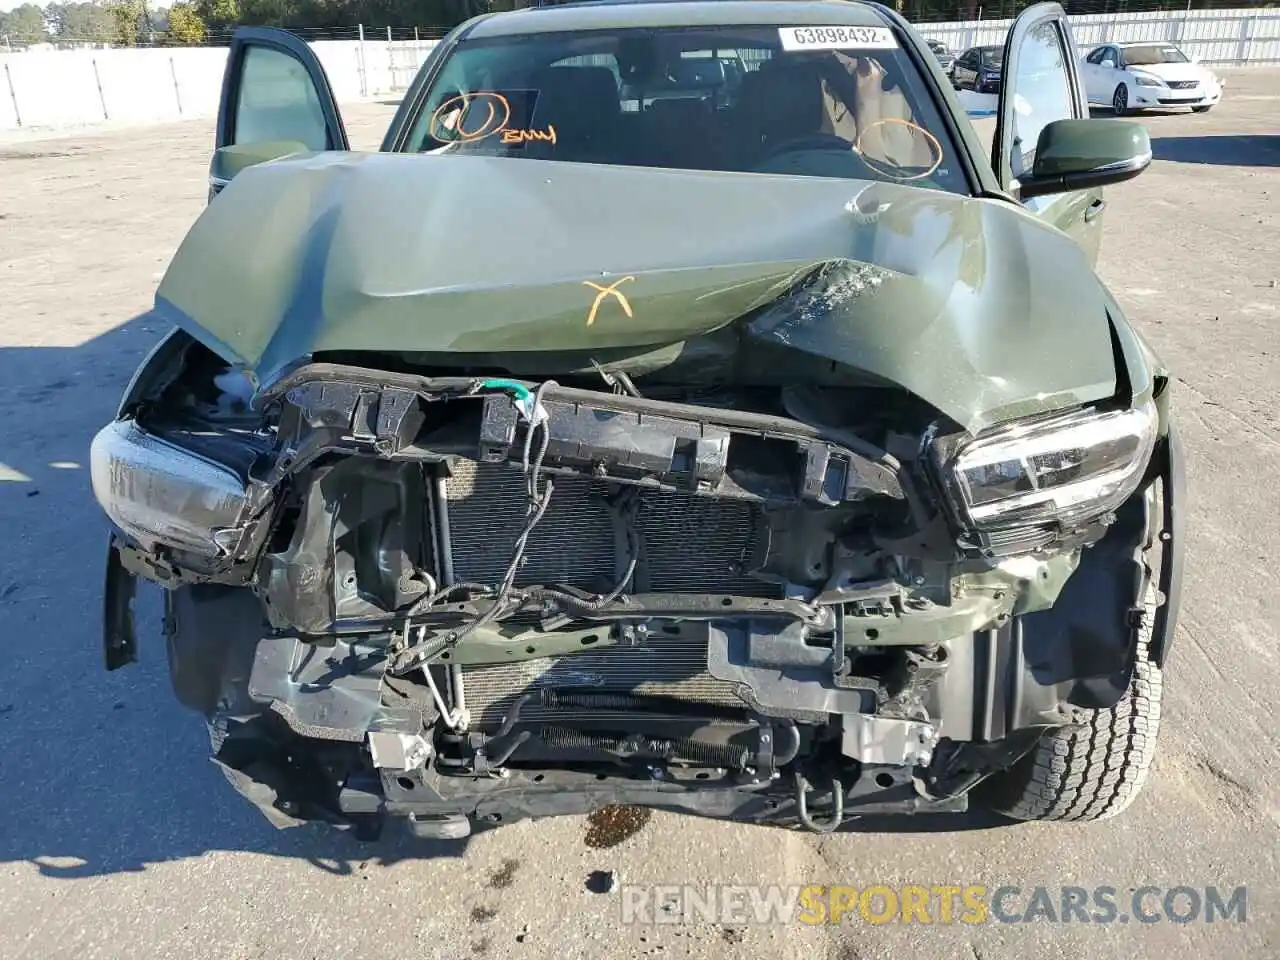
[[1018, 118, 1152, 200]]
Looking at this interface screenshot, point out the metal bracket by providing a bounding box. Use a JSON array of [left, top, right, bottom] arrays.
[[368, 731, 433, 772], [841, 715, 937, 767]]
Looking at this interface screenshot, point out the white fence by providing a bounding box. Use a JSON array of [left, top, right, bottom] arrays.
[[0, 38, 439, 132], [2, 7, 1279, 133]]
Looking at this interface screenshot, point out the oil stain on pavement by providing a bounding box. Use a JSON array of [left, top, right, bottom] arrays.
[[488, 857, 520, 889], [584, 805, 652, 848]]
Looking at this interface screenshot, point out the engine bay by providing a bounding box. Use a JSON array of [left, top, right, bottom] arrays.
[[93, 335, 1161, 836]]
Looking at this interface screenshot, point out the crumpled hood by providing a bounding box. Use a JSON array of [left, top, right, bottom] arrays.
[[155, 151, 1116, 433]]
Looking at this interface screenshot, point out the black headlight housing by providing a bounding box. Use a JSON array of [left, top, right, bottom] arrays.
[[931, 401, 1159, 537]]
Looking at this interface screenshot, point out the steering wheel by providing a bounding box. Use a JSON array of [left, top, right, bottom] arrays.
[[757, 132, 855, 161]]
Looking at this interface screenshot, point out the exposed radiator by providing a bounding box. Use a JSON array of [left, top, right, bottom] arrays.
[[441, 460, 778, 729], [442, 460, 778, 597]]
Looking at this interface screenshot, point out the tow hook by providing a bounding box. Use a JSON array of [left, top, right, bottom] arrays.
[[794, 772, 844, 834]]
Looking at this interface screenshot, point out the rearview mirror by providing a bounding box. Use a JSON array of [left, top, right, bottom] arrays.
[[1101, 58, 1115, 69], [209, 140, 311, 193], [1017, 118, 1151, 201]]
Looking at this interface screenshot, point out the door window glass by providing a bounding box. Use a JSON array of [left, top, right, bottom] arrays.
[[1085, 47, 1106, 65], [234, 45, 329, 150], [1008, 20, 1076, 179]]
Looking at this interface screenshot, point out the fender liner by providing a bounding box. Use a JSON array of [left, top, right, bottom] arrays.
[[1149, 425, 1185, 667], [103, 536, 139, 670], [934, 427, 1183, 743]]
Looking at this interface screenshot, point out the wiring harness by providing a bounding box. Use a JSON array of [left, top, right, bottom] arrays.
[[387, 379, 640, 676]]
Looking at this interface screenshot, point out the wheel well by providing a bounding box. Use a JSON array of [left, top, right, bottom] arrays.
[[1148, 426, 1185, 668]]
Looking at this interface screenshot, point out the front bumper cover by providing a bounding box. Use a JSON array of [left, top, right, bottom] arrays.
[[1132, 85, 1221, 109]]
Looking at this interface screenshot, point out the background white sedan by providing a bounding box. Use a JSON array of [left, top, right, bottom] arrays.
[[1081, 41, 1224, 115]]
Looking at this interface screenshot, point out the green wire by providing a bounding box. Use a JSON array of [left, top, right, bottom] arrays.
[[478, 378, 532, 402]]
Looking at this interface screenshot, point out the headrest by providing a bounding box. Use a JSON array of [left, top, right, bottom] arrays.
[[670, 58, 727, 87], [741, 62, 827, 143], [529, 66, 621, 131], [647, 97, 712, 121]]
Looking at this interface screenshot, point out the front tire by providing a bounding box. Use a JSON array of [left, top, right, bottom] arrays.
[[982, 592, 1163, 822], [1112, 83, 1131, 116]]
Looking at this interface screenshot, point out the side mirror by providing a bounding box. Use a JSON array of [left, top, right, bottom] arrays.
[[209, 140, 310, 195], [1101, 58, 1116, 69], [1017, 118, 1151, 201]]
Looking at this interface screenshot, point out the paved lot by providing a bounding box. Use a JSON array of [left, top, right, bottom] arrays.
[[1, 71, 1277, 960]]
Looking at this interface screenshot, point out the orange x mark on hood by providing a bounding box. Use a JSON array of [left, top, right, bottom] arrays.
[[583, 276, 635, 326]]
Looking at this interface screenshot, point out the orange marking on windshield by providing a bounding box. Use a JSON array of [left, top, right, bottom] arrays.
[[459, 99, 497, 138], [583, 277, 635, 326], [430, 92, 512, 142], [853, 117, 944, 181], [501, 125, 557, 145], [429, 92, 556, 148]]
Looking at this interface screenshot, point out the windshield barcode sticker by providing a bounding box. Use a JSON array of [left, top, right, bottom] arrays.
[[778, 26, 898, 52]]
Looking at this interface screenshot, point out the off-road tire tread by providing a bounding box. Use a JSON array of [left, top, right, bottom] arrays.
[[992, 596, 1163, 822]]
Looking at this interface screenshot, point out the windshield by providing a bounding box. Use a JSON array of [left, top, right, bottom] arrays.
[[405, 26, 964, 194], [979, 48, 1004, 68], [1123, 44, 1189, 66]]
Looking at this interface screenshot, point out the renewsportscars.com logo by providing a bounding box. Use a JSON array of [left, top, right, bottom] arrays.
[[619, 884, 1249, 926]]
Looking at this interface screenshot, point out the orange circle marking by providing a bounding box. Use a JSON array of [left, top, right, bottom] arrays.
[[430, 92, 512, 143], [854, 117, 945, 182]]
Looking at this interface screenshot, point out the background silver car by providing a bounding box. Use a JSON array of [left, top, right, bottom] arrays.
[[925, 37, 956, 74]]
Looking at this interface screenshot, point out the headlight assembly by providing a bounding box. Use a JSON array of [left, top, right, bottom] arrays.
[[90, 419, 251, 556], [937, 402, 1158, 531], [1132, 73, 1164, 87]]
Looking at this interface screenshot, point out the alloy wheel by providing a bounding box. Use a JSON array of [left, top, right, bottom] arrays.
[[1113, 84, 1129, 115]]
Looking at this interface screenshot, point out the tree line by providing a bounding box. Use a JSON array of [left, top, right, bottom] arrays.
[[0, 0, 486, 46], [1, 0, 1269, 49]]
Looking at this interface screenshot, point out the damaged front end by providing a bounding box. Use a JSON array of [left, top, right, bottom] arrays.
[[91, 297, 1176, 837]]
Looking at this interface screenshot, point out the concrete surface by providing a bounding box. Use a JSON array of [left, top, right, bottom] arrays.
[[0, 69, 1277, 960]]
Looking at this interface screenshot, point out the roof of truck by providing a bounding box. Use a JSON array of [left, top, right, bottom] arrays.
[[466, 0, 888, 39]]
